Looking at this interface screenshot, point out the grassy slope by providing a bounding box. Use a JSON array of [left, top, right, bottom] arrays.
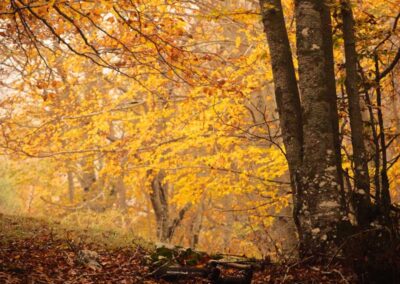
[[0, 213, 148, 250], [0, 213, 161, 283]]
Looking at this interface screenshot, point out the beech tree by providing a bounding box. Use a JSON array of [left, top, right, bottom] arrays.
[[0, 0, 291, 255], [341, 0, 371, 228], [260, 0, 347, 258], [260, 0, 400, 267]]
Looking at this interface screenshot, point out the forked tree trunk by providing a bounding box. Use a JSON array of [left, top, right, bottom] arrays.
[[149, 170, 191, 242], [260, 0, 351, 257]]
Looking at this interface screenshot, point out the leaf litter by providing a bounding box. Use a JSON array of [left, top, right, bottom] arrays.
[[0, 214, 356, 283]]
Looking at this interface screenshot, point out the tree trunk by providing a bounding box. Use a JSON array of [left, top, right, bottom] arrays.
[[67, 170, 74, 203], [321, 1, 345, 203], [149, 170, 170, 242], [259, 0, 303, 235], [116, 175, 127, 213], [295, 0, 348, 257], [189, 195, 206, 249], [77, 158, 96, 194], [341, 0, 372, 227], [149, 170, 191, 242], [374, 54, 392, 222]]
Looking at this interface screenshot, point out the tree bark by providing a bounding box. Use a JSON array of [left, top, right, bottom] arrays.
[[341, 0, 372, 227], [150, 170, 170, 242], [295, 0, 348, 257], [149, 170, 191, 242], [259, 0, 303, 235], [321, 1, 345, 203], [374, 54, 392, 222]]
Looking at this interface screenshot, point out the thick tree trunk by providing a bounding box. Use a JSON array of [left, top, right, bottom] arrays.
[[295, 0, 348, 257], [260, 0, 356, 258], [259, 0, 303, 235], [341, 0, 372, 227]]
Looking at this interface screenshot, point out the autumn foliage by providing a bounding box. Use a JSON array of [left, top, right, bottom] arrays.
[[0, 0, 399, 277]]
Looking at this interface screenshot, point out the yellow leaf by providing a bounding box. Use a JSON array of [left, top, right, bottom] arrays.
[[235, 36, 241, 48]]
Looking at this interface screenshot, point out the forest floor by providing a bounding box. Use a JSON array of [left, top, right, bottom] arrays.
[[0, 213, 356, 283]]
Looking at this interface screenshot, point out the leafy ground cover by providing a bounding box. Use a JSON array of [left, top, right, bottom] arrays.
[[0, 214, 355, 283]]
